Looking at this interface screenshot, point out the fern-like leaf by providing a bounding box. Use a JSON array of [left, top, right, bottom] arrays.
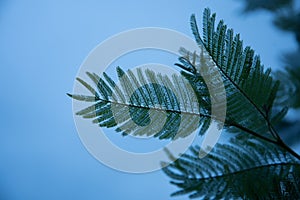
[[68, 7, 300, 199], [69, 67, 208, 139], [176, 8, 287, 143], [161, 8, 300, 199], [162, 138, 300, 199]]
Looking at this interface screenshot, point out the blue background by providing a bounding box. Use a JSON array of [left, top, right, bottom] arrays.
[[0, 0, 297, 199]]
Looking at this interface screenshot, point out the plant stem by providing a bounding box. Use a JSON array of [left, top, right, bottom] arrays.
[[277, 138, 300, 161], [269, 123, 300, 160]]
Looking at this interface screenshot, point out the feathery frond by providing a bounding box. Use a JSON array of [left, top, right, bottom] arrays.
[[68, 7, 300, 199], [175, 8, 287, 143], [163, 138, 300, 199], [161, 8, 300, 199], [69, 67, 205, 139]]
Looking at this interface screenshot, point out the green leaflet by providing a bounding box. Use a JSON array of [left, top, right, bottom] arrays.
[[176, 8, 287, 143], [68, 7, 300, 199], [161, 8, 300, 199], [69, 67, 205, 139], [69, 8, 286, 142], [163, 138, 300, 199]]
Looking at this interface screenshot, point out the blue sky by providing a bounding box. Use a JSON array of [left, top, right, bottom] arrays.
[[0, 0, 297, 199]]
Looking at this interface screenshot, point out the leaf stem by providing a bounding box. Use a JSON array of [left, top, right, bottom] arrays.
[[277, 137, 300, 161]]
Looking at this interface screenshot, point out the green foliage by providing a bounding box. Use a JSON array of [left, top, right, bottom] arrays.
[[275, 67, 300, 108], [241, 0, 300, 109], [163, 138, 300, 199], [274, 12, 300, 38], [68, 7, 300, 199], [68, 67, 202, 139], [180, 8, 286, 142], [241, 0, 293, 12], [159, 8, 300, 199]]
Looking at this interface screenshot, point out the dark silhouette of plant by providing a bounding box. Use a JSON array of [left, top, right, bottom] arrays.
[[241, 0, 300, 149], [68, 8, 300, 199]]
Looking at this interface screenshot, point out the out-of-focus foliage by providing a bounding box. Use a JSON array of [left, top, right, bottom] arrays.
[[241, 0, 293, 12], [241, 0, 300, 108], [241, 0, 300, 151], [274, 11, 300, 44]]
